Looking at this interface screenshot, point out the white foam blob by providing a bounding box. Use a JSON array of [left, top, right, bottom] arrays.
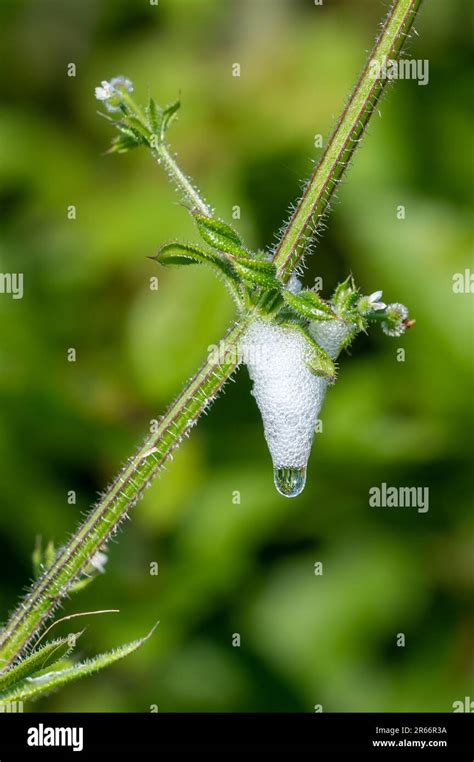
[[242, 317, 354, 471]]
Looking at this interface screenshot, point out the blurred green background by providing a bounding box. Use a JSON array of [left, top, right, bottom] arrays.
[[0, 0, 472, 712]]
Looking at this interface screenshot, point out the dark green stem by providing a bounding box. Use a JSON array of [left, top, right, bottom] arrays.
[[273, 0, 423, 281]]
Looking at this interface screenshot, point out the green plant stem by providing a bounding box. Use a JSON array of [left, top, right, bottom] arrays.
[[273, 0, 423, 280], [152, 143, 212, 216], [0, 319, 251, 668], [0, 0, 423, 670]]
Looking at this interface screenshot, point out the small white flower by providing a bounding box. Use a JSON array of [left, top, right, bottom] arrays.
[[367, 290, 386, 311], [95, 80, 115, 102], [357, 289, 386, 316], [110, 76, 133, 94], [94, 76, 134, 112]]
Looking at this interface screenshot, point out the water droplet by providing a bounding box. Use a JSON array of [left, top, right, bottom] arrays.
[[273, 466, 306, 498]]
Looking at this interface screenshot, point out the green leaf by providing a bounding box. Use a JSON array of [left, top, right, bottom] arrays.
[[147, 97, 161, 133], [0, 633, 80, 692], [106, 134, 142, 154], [68, 575, 99, 595], [273, 306, 305, 326], [154, 242, 243, 305], [114, 122, 139, 138], [193, 214, 245, 256], [280, 323, 336, 382], [124, 116, 152, 143], [233, 258, 281, 290], [44, 540, 56, 569], [305, 342, 337, 383], [32, 536, 42, 579], [161, 99, 180, 138], [0, 624, 158, 703], [155, 241, 232, 274], [283, 289, 335, 320], [332, 275, 359, 314], [32, 538, 56, 579], [235, 257, 276, 273]]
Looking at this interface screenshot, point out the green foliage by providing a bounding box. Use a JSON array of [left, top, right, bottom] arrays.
[[101, 91, 181, 155], [154, 241, 244, 304], [283, 289, 335, 320], [0, 0, 417, 682], [232, 258, 279, 290], [159, 100, 181, 140], [32, 538, 56, 580], [0, 0, 470, 714], [193, 214, 246, 257], [0, 633, 81, 692], [0, 625, 157, 703]]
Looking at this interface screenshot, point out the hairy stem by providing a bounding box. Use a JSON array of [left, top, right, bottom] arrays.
[[273, 0, 423, 281], [152, 143, 212, 216], [0, 0, 423, 670], [0, 319, 249, 668]]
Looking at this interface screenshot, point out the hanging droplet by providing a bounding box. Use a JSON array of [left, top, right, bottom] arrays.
[[273, 466, 307, 498], [242, 315, 356, 498]]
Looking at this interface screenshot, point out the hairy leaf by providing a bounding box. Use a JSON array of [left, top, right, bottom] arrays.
[[284, 324, 336, 382], [32, 538, 56, 580], [233, 258, 281, 290], [0, 633, 81, 692], [193, 214, 246, 256], [331, 275, 359, 314], [125, 116, 152, 143], [106, 133, 142, 154], [283, 289, 334, 320], [154, 242, 243, 305], [147, 97, 161, 133], [0, 625, 158, 703], [161, 99, 180, 138]]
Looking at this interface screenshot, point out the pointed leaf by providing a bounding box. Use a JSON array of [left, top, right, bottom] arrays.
[[274, 306, 306, 326], [233, 258, 281, 290], [32, 536, 42, 579], [68, 575, 99, 595], [0, 624, 158, 703], [106, 134, 141, 154], [332, 275, 359, 314], [235, 257, 276, 274], [147, 97, 162, 133], [44, 540, 56, 569], [155, 242, 233, 276], [32, 538, 56, 579], [114, 122, 140, 139], [154, 242, 243, 306], [124, 116, 152, 143], [304, 341, 337, 383], [283, 289, 335, 320], [193, 214, 245, 256], [161, 99, 180, 137], [0, 634, 80, 692]]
